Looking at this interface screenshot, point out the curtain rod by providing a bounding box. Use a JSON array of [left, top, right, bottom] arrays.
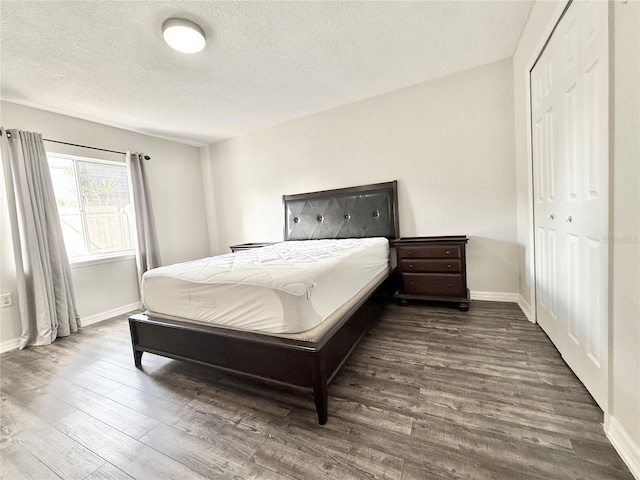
[[1, 130, 151, 160], [43, 139, 150, 160], [43, 138, 126, 156]]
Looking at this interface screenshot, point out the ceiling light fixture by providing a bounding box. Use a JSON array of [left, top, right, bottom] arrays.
[[162, 18, 206, 54]]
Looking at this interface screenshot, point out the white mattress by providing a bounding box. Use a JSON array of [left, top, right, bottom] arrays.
[[142, 238, 389, 334]]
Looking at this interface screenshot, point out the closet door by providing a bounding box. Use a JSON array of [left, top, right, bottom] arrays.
[[532, 0, 609, 409]]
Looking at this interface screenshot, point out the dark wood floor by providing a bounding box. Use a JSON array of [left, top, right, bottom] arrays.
[[0, 301, 633, 480]]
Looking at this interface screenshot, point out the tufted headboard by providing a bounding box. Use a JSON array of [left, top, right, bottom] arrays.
[[283, 181, 399, 241]]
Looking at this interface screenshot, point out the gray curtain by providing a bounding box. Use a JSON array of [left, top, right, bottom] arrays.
[[0, 128, 80, 349], [127, 151, 161, 284]]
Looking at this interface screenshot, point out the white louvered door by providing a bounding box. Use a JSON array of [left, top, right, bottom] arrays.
[[531, 0, 608, 409]]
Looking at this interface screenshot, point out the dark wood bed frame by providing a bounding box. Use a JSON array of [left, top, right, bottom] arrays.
[[128, 181, 399, 424]]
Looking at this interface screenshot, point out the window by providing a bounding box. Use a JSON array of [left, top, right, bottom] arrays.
[[48, 153, 136, 262]]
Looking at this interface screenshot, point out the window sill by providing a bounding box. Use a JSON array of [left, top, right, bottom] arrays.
[[70, 252, 136, 269]]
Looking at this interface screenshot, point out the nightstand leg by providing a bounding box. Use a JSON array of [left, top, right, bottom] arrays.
[[398, 298, 408, 306], [459, 302, 470, 312]]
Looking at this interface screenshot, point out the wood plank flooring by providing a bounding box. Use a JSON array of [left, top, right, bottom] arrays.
[[1, 301, 633, 479]]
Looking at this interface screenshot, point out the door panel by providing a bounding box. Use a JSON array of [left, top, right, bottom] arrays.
[[532, 0, 608, 409], [566, 233, 580, 342], [585, 236, 603, 365]]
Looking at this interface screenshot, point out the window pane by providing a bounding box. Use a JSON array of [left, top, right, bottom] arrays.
[[48, 155, 136, 259], [49, 157, 86, 257], [76, 161, 135, 255]]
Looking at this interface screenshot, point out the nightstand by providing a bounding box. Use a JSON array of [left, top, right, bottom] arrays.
[[392, 236, 470, 311], [229, 242, 277, 253]]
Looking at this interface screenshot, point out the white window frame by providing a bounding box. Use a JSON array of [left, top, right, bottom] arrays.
[[47, 152, 137, 267]]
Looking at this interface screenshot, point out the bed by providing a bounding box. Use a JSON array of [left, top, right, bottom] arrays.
[[128, 181, 399, 424]]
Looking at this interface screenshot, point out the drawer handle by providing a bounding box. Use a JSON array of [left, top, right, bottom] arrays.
[[410, 282, 414, 286], [448, 283, 452, 287], [446, 250, 451, 254], [409, 264, 413, 269], [447, 264, 452, 268], [408, 251, 413, 256]]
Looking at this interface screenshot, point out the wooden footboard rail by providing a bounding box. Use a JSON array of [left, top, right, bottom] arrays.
[[128, 276, 390, 425]]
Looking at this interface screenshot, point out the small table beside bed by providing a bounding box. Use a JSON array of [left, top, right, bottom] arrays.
[[128, 181, 399, 424]]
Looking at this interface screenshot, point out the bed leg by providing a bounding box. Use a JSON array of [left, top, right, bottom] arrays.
[[313, 384, 328, 425], [129, 318, 143, 369], [312, 356, 328, 425], [133, 350, 143, 369]]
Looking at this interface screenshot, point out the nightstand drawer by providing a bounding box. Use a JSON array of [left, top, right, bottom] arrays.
[[397, 245, 461, 260], [398, 259, 462, 273], [401, 273, 464, 297]]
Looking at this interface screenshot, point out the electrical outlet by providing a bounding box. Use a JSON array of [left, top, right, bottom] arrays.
[[1, 293, 13, 308]]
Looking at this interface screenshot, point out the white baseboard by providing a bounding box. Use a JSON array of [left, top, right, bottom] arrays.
[[517, 295, 534, 323], [0, 302, 141, 354], [0, 337, 21, 354], [606, 416, 640, 479], [470, 291, 519, 302], [81, 302, 142, 327]]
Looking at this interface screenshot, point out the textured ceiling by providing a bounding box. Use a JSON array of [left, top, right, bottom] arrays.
[[1, 1, 533, 145]]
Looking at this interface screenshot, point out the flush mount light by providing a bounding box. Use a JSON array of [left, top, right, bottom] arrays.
[[162, 18, 206, 53]]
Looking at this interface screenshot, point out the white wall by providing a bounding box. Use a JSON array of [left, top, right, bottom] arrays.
[[513, 1, 640, 475], [205, 58, 519, 297], [0, 101, 210, 347], [608, 1, 640, 476]]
